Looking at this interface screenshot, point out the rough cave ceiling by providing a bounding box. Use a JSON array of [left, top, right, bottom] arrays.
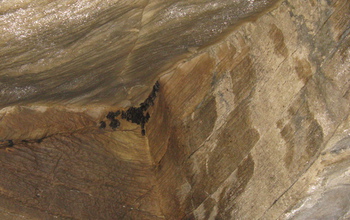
[[0, 0, 279, 107], [0, 0, 349, 219]]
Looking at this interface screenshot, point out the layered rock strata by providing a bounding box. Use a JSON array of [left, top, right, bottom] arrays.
[[0, 0, 349, 219]]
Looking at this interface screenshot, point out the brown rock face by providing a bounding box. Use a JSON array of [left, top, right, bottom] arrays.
[[0, 0, 349, 219]]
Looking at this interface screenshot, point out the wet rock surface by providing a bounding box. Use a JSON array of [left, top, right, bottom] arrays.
[[0, 0, 349, 219]]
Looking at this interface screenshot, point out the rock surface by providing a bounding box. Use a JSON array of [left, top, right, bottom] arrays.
[[0, 0, 349, 219], [0, 0, 278, 107]]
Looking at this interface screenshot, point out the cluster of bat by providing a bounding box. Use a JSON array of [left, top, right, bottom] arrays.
[[0, 82, 161, 149], [99, 110, 121, 130], [100, 81, 160, 136], [0, 140, 14, 148], [0, 138, 44, 149]]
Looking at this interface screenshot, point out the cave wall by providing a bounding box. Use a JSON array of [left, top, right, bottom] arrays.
[[148, 0, 350, 219], [0, 0, 279, 108], [0, 0, 349, 219], [0, 106, 165, 219]]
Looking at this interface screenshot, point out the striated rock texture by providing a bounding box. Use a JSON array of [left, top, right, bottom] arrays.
[[0, 0, 279, 107], [0, 0, 349, 219], [148, 0, 350, 219]]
